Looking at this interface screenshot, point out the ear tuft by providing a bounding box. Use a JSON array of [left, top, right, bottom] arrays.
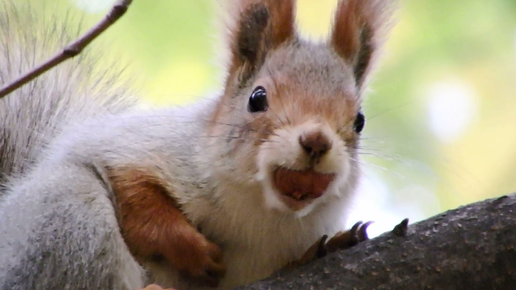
[[330, 0, 398, 90], [236, 4, 270, 66], [224, 0, 296, 84], [266, 0, 296, 48]]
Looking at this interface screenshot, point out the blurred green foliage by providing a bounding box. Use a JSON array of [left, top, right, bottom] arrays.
[[7, 0, 516, 233]]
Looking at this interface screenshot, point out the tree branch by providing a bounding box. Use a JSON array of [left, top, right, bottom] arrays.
[[238, 193, 516, 290], [0, 0, 133, 99]]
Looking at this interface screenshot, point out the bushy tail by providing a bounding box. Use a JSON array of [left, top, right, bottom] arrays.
[[0, 1, 136, 186]]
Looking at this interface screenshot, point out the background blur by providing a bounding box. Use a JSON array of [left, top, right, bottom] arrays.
[[13, 0, 516, 236]]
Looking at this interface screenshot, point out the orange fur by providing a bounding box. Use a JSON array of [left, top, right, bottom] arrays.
[[264, 0, 295, 47], [210, 0, 296, 136], [331, 0, 362, 64], [227, 0, 295, 74], [331, 0, 396, 87], [256, 74, 360, 141], [107, 167, 225, 285]]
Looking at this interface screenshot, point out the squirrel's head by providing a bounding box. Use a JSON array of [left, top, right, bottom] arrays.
[[205, 0, 396, 216]]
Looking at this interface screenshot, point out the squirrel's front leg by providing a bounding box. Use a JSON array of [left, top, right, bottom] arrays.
[[286, 221, 372, 268], [108, 167, 226, 288]]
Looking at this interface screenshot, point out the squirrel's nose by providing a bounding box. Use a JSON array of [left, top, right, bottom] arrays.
[[299, 131, 332, 160]]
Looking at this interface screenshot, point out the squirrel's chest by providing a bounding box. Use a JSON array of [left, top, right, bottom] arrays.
[[198, 209, 335, 290], [166, 182, 348, 289], [218, 236, 313, 289], [147, 224, 315, 290]]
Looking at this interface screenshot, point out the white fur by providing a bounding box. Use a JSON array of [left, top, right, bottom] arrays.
[[256, 120, 351, 216]]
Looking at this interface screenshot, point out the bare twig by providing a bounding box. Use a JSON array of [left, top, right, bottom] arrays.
[[0, 0, 133, 99]]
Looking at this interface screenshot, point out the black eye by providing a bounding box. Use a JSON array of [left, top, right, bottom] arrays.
[[353, 111, 365, 133], [247, 86, 268, 113]]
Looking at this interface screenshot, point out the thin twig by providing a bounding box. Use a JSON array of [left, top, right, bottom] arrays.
[[0, 0, 133, 99]]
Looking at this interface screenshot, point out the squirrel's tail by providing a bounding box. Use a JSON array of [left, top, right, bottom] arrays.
[[0, 1, 136, 186]]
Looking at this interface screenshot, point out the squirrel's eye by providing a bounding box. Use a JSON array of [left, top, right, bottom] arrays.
[[247, 86, 268, 113], [353, 111, 365, 133]]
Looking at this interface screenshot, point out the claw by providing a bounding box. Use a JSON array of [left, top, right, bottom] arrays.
[[350, 221, 363, 234], [287, 220, 374, 270], [316, 234, 329, 258], [358, 221, 374, 241], [392, 218, 409, 237], [285, 234, 329, 268]]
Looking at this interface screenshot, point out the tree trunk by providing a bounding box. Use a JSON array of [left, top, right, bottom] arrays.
[[238, 193, 516, 290]]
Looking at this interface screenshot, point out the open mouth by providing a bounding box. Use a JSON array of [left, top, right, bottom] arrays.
[[273, 167, 335, 210]]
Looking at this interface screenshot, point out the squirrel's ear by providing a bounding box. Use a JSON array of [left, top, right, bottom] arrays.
[[225, 0, 296, 84], [330, 0, 397, 91]]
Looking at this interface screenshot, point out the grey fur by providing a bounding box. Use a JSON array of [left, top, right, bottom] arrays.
[[0, 2, 140, 288], [0, 1, 136, 189]]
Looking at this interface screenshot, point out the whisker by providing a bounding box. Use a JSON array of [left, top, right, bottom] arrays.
[[365, 102, 414, 122]]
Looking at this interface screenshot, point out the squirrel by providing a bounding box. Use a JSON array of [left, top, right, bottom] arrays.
[[0, 0, 397, 289]]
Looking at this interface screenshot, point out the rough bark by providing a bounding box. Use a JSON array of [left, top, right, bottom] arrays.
[[238, 193, 516, 290]]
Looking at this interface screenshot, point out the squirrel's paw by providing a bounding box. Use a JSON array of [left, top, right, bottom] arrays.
[[167, 230, 226, 288], [325, 221, 372, 253], [286, 221, 372, 268]]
